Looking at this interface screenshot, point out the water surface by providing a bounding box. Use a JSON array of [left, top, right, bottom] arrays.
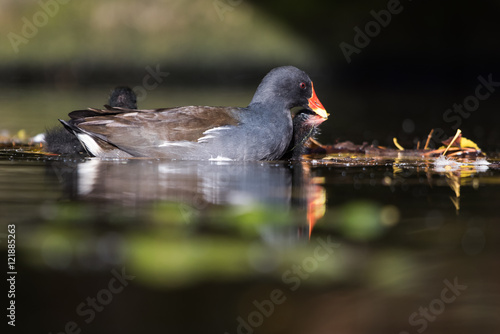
[[1, 146, 499, 333]]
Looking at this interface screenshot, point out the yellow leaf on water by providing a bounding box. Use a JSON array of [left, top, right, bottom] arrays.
[[439, 137, 481, 151], [459, 137, 481, 151]]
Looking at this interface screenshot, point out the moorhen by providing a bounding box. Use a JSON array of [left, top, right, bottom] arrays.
[[60, 66, 328, 160], [106, 86, 138, 109], [45, 87, 137, 155], [281, 109, 326, 160]]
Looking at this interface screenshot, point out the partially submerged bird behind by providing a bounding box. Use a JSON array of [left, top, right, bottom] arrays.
[[45, 86, 138, 156]]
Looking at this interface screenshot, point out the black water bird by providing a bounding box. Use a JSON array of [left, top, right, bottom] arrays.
[[281, 109, 326, 160], [60, 66, 328, 160]]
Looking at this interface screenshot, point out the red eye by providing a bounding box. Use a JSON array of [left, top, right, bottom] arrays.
[[299, 82, 306, 89]]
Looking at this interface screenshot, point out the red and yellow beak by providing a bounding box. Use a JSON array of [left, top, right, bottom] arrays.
[[308, 82, 329, 119]]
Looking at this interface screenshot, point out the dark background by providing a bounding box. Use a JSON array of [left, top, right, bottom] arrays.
[[2, 0, 499, 151], [2, 2, 500, 333]]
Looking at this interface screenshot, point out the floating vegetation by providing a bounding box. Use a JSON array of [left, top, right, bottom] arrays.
[[304, 128, 491, 167]]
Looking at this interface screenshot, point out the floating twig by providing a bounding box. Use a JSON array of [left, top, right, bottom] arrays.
[[424, 129, 434, 150], [442, 129, 462, 156], [393, 137, 404, 151]]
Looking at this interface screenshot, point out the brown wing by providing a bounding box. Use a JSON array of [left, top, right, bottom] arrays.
[[71, 106, 241, 150]]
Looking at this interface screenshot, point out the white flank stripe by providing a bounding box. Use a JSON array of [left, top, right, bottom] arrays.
[[197, 135, 215, 143], [198, 126, 232, 143]]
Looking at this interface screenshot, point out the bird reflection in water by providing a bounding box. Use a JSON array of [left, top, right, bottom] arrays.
[[48, 159, 326, 240]]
